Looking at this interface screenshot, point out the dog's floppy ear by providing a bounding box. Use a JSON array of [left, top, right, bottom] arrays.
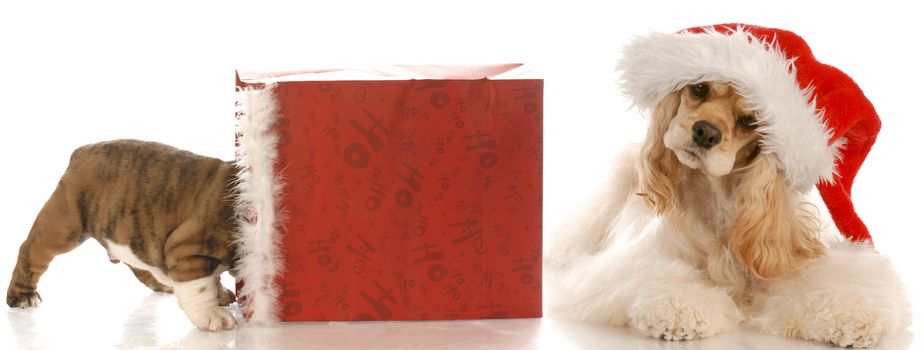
[[727, 154, 825, 279], [638, 90, 684, 214]]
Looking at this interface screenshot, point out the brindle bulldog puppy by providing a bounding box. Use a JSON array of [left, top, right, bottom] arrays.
[[7, 139, 239, 331]]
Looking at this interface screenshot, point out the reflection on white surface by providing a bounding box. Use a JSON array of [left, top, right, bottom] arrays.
[[0, 248, 913, 350], [3, 299, 913, 350]]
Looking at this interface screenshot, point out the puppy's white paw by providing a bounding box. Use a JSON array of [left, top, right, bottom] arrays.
[[189, 306, 237, 332], [6, 291, 42, 308], [175, 276, 237, 332]]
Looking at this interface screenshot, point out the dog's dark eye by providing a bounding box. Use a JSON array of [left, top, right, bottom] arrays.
[[737, 115, 757, 130], [691, 83, 709, 99]]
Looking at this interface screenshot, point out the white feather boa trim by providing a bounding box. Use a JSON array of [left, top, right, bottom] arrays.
[[232, 84, 283, 325]]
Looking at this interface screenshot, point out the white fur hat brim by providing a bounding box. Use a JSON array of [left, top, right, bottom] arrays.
[[617, 26, 842, 192]]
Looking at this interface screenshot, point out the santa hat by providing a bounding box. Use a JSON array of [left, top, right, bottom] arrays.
[[617, 24, 880, 243]]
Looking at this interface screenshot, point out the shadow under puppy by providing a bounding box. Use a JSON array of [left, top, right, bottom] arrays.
[[7, 139, 239, 331], [545, 24, 910, 348]]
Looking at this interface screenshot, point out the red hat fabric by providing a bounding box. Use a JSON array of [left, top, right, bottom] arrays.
[[617, 24, 880, 243]]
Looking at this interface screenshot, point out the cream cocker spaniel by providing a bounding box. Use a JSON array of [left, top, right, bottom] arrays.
[[545, 25, 910, 348]]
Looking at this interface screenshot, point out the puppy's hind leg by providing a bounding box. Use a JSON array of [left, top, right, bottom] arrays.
[[7, 184, 85, 308]]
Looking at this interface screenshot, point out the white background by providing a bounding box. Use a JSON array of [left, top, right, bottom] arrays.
[[1, 1, 921, 349]]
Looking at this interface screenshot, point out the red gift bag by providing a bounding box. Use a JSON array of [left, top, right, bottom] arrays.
[[234, 65, 542, 323]]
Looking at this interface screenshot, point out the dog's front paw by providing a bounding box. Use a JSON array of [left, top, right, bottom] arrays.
[[6, 290, 42, 308], [629, 298, 716, 341], [820, 309, 884, 348], [188, 306, 237, 332], [628, 287, 740, 342], [754, 298, 890, 348]]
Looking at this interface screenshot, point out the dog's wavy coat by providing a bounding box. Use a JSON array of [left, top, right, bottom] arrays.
[[546, 30, 910, 347], [546, 82, 909, 347]]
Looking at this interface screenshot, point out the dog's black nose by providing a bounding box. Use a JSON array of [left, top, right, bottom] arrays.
[[692, 121, 722, 149]]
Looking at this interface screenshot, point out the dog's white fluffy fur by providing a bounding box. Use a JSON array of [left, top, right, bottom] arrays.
[[545, 85, 910, 347]]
